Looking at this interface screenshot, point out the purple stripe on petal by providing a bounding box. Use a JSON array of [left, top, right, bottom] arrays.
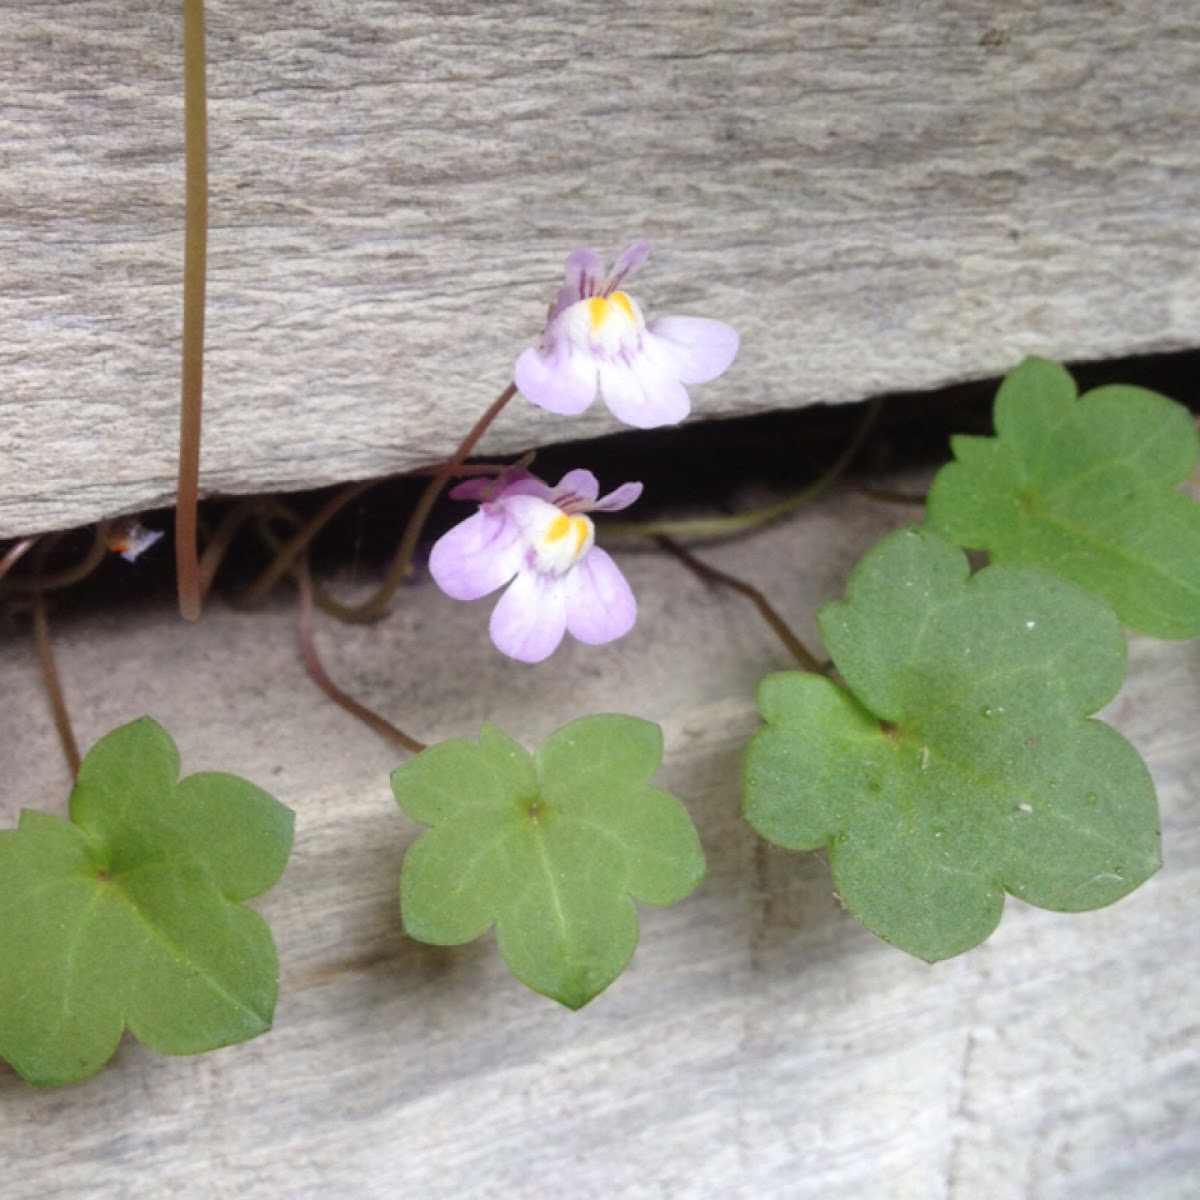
[[515, 343, 598, 416], [553, 468, 600, 504], [496, 474, 557, 502], [605, 242, 651, 293], [429, 510, 523, 601], [497, 493, 559, 542], [552, 247, 605, 318], [565, 548, 637, 645], [599, 357, 690, 429], [591, 480, 643, 513], [645, 316, 739, 384], [489, 570, 569, 663]]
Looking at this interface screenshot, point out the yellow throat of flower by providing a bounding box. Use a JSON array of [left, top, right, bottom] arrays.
[[586, 291, 637, 332], [533, 510, 595, 576]]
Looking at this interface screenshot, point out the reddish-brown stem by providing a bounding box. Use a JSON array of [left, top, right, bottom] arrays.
[[317, 381, 519, 624], [237, 480, 375, 609], [657, 536, 828, 675], [176, 0, 208, 620], [843, 479, 927, 506], [390, 381, 519, 582], [0, 537, 38, 586], [295, 557, 426, 754], [31, 594, 82, 777], [0, 524, 111, 594], [195, 499, 279, 601], [413, 462, 511, 478]]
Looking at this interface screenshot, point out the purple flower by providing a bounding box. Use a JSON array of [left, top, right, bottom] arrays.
[[429, 467, 642, 663], [515, 242, 739, 430]]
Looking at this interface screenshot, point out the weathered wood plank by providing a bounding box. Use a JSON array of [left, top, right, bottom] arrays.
[[0, 487, 1195, 1196], [2, 1, 1199, 535]]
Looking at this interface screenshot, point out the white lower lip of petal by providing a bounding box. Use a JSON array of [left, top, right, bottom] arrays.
[[561, 295, 644, 360], [522, 504, 595, 577]]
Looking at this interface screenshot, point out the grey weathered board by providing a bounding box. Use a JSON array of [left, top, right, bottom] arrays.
[[2, 1, 1199, 536], [0, 482, 1197, 1197]]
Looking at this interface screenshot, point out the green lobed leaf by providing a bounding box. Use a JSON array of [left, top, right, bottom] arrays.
[[0, 717, 294, 1086], [393, 715, 706, 1009], [743, 526, 1161, 962], [926, 355, 1200, 638]]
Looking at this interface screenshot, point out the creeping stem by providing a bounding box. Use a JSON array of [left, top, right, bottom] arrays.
[[0, 537, 37, 586], [32, 595, 81, 777], [643, 401, 889, 673], [605, 396, 883, 542], [237, 462, 518, 612], [237, 481, 375, 608], [0, 524, 112, 595], [657, 536, 828, 675], [400, 382, 519, 570], [247, 510, 427, 750], [176, 0, 208, 620], [295, 556, 427, 753], [316, 381, 519, 624], [842, 479, 926, 506]]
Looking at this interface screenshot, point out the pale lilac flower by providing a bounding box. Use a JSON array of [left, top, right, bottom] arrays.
[[515, 242, 739, 430], [429, 467, 642, 663]]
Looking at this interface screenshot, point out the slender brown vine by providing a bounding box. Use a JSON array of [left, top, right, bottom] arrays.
[[310, 382, 519, 625], [176, 0, 208, 620], [0, 524, 111, 596], [295, 556, 427, 753], [605, 396, 883, 542], [31, 594, 81, 777], [657, 536, 827, 675], [0, 537, 37, 586], [842, 479, 926, 506]]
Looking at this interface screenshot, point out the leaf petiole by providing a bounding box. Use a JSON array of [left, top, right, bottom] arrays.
[[31, 593, 80, 777], [657, 536, 827, 674], [295, 556, 426, 753]]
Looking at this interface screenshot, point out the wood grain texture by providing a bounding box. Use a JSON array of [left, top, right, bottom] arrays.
[[2, 1, 1199, 535], [0, 485, 1196, 1197]]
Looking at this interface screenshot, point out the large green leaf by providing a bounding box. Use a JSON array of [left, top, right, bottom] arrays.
[[0, 718, 294, 1086], [743, 526, 1161, 962], [926, 355, 1200, 638], [393, 716, 705, 1009]]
